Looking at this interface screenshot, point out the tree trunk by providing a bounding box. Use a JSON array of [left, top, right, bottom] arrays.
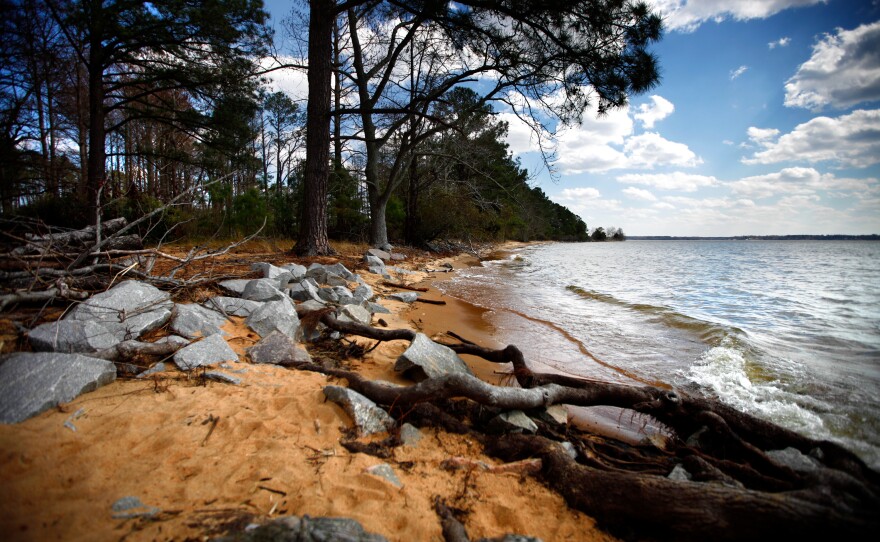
[[294, 0, 334, 256], [85, 14, 106, 225], [404, 154, 420, 245]]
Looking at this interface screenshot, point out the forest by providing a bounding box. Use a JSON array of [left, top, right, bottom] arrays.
[[0, 0, 616, 249]]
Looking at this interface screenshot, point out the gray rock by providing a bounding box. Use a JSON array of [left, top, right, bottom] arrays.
[[155, 335, 190, 348], [251, 262, 290, 280], [214, 515, 389, 542], [137, 362, 167, 379], [111, 496, 161, 520], [365, 463, 403, 489], [297, 299, 327, 313], [477, 536, 543, 542], [538, 405, 568, 425], [28, 319, 119, 353], [218, 279, 251, 296], [317, 287, 340, 304], [767, 447, 820, 473], [366, 248, 391, 262], [387, 292, 418, 303], [281, 263, 307, 281], [204, 296, 262, 317], [352, 284, 374, 302], [289, 278, 323, 303], [242, 278, 286, 302], [325, 262, 357, 281], [379, 243, 393, 252], [668, 464, 692, 481], [204, 371, 241, 385], [368, 266, 391, 280], [394, 333, 474, 381], [246, 299, 301, 340], [247, 331, 312, 365], [364, 253, 385, 267], [306, 263, 349, 287], [561, 441, 577, 459], [170, 303, 227, 339], [399, 423, 423, 447], [387, 266, 414, 276], [390, 253, 406, 261], [67, 280, 172, 340], [0, 352, 117, 424], [338, 305, 371, 326], [323, 385, 395, 436], [488, 410, 538, 434], [173, 333, 238, 371], [368, 302, 391, 315]]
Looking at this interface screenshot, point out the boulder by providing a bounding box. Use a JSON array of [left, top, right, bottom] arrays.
[[241, 278, 286, 302], [204, 296, 262, 318], [289, 278, 324, 303], [67, 280, 172, 340], [307, 264, 350, 287], [388, 292, 418, 303], [390, 253, 406, 261], [366, 248, 391, 261], [368, 302, 391, 315], [173, 333, 238, 371], [337, 305, 371, 326], [170, 303, 227, 339], [218, 279, 251, 297], [488, 410, 538, 434], [323, 385, 395, 436], [352, 284, 374, 302], [245, 299, 301, 340], [251, 262, 290, 280], [281, 263, 307, 281], [214, 515, 388, 542], [247, 331, 312, 365], [0, 352, 117, 423], [394, 333, 474, 381], [28, 319, 119, 353]]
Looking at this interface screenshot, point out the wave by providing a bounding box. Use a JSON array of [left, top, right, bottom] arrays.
[[566, 285, 738, 346]]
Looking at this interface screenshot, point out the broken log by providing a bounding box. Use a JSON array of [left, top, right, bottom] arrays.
[[382, 281, 429, 292]]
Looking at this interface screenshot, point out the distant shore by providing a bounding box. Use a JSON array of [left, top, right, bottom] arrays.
[[628, 234, 880, 240]]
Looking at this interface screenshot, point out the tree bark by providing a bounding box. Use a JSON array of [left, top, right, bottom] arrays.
[[293, 0, 335, 256]]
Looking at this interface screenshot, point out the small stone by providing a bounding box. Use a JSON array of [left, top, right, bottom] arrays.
[[766, 447, 820, 473], [136, 362, 166, 378], [488, 410, 538, 434], [204, 371, 241, 385], [387, 292, 418, 303], [365, 463, 403, 488], [668, 464, 692, 481], [366, 248, 391, 261], [204, 296, 262, 317], [368, 302, 391, 314], [390, 253, 406, 261], [111, 496, 161, 519], [399, 423, 423, 447]]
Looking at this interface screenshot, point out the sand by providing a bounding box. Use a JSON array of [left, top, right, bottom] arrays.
[[0, 244, 618, 542]]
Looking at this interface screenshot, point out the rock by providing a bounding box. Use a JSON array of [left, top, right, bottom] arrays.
[[324, 262, 357, 281], [155, 335, 190, 348], [323, 385, 395, 436], [247, 331, 312, 365], [387, 292, 418, 303], [28, 319, 120, 353], [0, 352, 117, 424], [368, 302, 391, 314], [170, 303, 227, 339], [337, 305, 371, 326], [173, 333, 238, 371], [365, 463, 403, 488], [204, 296, 262, 317], [539, 405, 569, 425], [67, 280, 172, 340], [369, 265, 391, 279], [394, 333, 474, 381], [204, 371, 241, 385], [281, 263, 307, 281], [317, 287, 340, 303], [667, 464, 692, 481], [289, 278, 324, 303], [246, 299, 301, 340], [352, 284, 374, 302], [218, 279, 251, 296], [319, 285, 353, 304], [390, 253, 406, 261], [251, 262, 290, 280], [111, 496, 161, 520], [137, 362, 167, 379], [379, 243, 393, 252], [767, 447, 820, 473], [306, 264, 349, 287], [214, 515, 389, 542], [366, 248, 391, 261], [561, 441, 577, 459], [488, 410, 538, 434], [399, 423, 423, 447], [242, 278, 286, 302], [387, 266, 415, 276], [478, 536, 543, 542]]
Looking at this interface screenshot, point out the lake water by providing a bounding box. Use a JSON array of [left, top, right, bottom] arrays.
[[438, 240, 880, 470]]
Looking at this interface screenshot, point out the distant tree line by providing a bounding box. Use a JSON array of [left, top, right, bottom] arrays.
[[1, 0, 662, 248]]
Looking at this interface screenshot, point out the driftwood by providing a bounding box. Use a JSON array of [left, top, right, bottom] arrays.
[[296, 310, 880, 541], [381, 281, 429, 292]]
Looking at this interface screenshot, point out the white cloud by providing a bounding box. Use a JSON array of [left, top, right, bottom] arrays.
[[634, 96, 675, 128], [729, 167, 878, 198], [496, 112, 552, 155], [743, 109, 880, 168], [747, 127, 781, 146], [557, 187, 602, 200], [623, 133, 703, 169], [730, 65, 749, 80], [623, 187, 658, 201], [616, 172, 717, 192], [260, 56, 309, 100], [769, 37, 791, 49], [785, 21, 880, 110], [650, 1, 826, 33]]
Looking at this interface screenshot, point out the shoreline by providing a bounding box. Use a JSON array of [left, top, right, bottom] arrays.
[[0, 242, 617, 542]]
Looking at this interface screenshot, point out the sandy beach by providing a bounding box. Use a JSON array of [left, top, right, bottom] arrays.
[[0, 242, 617, 542]]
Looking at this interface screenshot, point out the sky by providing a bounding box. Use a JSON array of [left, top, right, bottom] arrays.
[[264, 0, 880, 236]]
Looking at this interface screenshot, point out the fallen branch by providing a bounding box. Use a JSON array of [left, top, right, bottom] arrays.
[[382, 281, 429, 292], [0, 280, 90, 311], [87, 340, 182, 362], [415, 298, 446, 305]]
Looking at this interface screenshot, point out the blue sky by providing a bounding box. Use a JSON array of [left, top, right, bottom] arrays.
[[265, 0, 880, 236]]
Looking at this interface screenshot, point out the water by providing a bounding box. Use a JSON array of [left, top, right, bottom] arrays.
[[438, 240, 880, 469]]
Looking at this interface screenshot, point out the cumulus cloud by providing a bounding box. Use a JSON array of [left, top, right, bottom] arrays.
[[730, 65, 749, 80], [729, 167, 877, 198], [785, 21, 880, 110], [623, 187, 658, 201], [260, 56, 308, 100], [616, 172, 717, 192], [769, 37, 791, 49], [743, 109, 880, 168], [650, 0, 825, 33], [496, 112, 553, 155], [553, 187, 622, 215], [623, 133, 703, 169], [634, 96, 675, 128]]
